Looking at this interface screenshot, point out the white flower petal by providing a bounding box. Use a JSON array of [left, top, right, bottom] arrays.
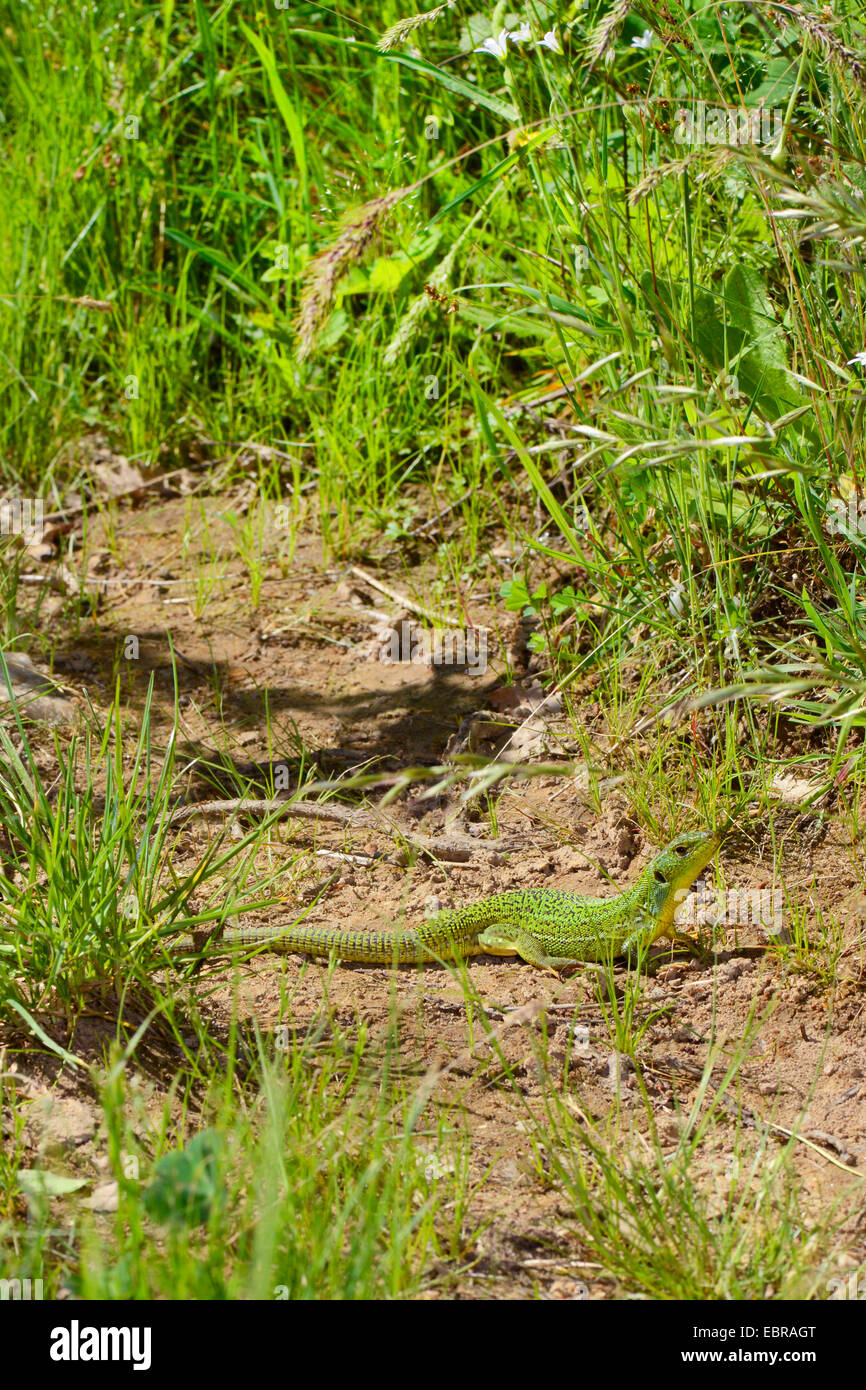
[[475, 32, 510, 58], [538, 29, 563, 53]]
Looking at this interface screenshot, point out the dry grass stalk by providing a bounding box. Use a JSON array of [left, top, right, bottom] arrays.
[[295, 185, 416, 359], [378, 3, 455, 54]]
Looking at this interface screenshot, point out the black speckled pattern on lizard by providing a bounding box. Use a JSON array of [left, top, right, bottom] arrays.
[[172, 830, 719, 970]]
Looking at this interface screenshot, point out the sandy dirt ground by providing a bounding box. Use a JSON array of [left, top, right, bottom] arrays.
[[6, 479, 866, 1297]]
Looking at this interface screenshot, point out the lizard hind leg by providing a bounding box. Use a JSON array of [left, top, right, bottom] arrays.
[[476, 926, 584, 974]]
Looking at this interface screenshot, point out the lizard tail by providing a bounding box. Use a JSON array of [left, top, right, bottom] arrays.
[[170, 921, 466, 964]]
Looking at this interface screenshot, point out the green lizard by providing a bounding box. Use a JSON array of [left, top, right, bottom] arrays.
[[173, 829, 719, 971]]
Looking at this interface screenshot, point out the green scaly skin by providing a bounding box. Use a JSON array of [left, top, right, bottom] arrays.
[[173, 830, 719, 970]]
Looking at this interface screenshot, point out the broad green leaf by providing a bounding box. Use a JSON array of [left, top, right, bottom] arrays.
[[369, 257, 410, 292], [640, 269, 818, 439], [18, 1170, 89, 1197], [142, 1130, 225, 1229]]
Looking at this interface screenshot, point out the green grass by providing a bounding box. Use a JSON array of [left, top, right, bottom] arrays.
[[1, 996, 476, 1300], [4, 0, 866, 748], [0, 673, 295, 1022]]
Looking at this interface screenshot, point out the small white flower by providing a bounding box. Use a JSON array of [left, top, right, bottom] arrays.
[[508, 23, 532, 43], [475, 32, 510, 59], [847, 351, 866, 367], [537, 28, 563, 54], [668, 580, 685, 616], [723, 628, 741, 664], [631, 29, 655, 49]]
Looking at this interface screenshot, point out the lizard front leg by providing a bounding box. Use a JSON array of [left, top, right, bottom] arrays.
[[621, 915, 659, 970], [622, 919, 705, 970], [476, 925, 585, 974]]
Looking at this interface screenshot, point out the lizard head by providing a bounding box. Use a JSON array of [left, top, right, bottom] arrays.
[[642, 830, 720, 937]]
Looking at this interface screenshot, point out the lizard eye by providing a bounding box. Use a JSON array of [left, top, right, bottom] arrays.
[[674, 844, 689, 856], [654, 869, 667, 883]]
